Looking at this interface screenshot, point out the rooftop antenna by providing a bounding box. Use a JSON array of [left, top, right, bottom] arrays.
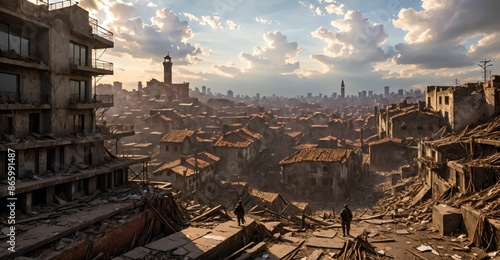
[[478, 59, 493, 83]]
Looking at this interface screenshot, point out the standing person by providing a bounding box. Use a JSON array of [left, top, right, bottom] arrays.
[[340, 204, 353, 237], [234, 200, 246, 226]]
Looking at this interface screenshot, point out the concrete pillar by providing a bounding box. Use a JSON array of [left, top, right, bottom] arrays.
[[87, 176, 97, 194], [68, 181, 78, 201], [108, 172, 115, 189], [46, 186, 55, 204], [20, 192, 32, 214]]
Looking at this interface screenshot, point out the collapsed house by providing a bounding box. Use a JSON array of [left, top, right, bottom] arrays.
[[279, 148, 361, 199]]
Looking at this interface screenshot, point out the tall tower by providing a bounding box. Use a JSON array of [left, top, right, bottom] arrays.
[[163, 54, 172, 87], [341, 79, 345, 99]]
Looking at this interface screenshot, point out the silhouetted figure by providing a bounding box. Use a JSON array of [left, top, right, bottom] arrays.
[[234, 200, 246, 226], [340, 204, 353, 236]]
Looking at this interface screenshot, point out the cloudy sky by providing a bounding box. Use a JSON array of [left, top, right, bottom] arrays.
[[74, 0, 500, 97]]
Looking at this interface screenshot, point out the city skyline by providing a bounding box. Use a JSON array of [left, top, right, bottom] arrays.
[[71, 0, 500, 96]]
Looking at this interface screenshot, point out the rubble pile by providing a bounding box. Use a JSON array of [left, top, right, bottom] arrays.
[[336, 232, 381, 260]]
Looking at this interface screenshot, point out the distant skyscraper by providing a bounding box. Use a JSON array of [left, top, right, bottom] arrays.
[[341, 80, 345, 99], [202, 86, 206, 94], [307, 93, 312, 98], [113, 81, 122, 91], [398, 89, 404, 96], [368, 90, 373, 97], [384, 86, 390, 98], [227, 90, 233, 97], [332, 92, 337, 99], [362, 90, 367, 99], [256, 93, 260, 99]]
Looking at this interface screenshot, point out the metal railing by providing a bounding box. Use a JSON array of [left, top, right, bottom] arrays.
[[48, 0, 77, 10], [93, 60, 113, 71], [107, 124, 134, 134], [89, 17, 113, 42], [69, 94, 113, 104], [69, 59, 113, 72], [0, 92, 18, 103], [94, 94, 113, 104], [70, 94, 89, 104]]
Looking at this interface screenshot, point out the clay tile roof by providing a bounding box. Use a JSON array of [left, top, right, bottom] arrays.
[[279, 148, 354, 165], [251, 190, 281, 203], [160, 130, 196, 143], [214, 128, 261, 148], [153, 152, 220, 176]]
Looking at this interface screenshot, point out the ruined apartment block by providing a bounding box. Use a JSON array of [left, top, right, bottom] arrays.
[[0, 0, 148, 214]]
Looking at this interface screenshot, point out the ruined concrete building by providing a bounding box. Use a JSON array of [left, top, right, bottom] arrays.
[[0, 0, 148, 213], [279, 148, 361, 199], [426, 75, 500, 132], [377, 100, 441, 139]]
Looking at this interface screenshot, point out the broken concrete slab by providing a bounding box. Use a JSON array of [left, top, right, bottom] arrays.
[[432, 204, 462, 236], [393, 182, 406, 193], [307, 249, 323, 260], [305, 237, 344, 249], [122, 247, 151, 260], [267, 244, 299, 260], [312, 230, 337, 238]]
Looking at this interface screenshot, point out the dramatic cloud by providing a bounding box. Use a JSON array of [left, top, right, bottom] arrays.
[[325, 3, 344, 15], [310, 10, 389, 71], [392, 0, 500, 69], [103, 4, 208, 65], [239, 31, 300, 74], [213, 64, 242, 77]]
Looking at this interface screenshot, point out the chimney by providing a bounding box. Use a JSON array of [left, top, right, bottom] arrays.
[[180, 155, 186, 164]]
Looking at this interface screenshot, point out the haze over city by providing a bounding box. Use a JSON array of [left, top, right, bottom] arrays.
[[69, 0, 500, 96]]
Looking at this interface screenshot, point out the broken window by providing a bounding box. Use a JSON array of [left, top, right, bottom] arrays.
[[0, 72, 19, 103], [400, 122, 407, 130], [439, 96, 442, 104], [323, 166, 328, 173], [174, 145, 178, 152], [310, 166, 317, 173], [165, 145, 169, 152], [7, 116, 13, 135], [445, 96, 449, 105], [309, 178, 317, 185], [427, 97, 431, 106], [29, 113, 40, 134], [0, 23, 30, 57]]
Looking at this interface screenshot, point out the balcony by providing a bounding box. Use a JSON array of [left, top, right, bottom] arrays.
[[0, 91, 51, 110], [69, 94, 114, 109], [70, 59, 113, 75], [89, 17, 114, 49], [48, 0, 76, 10]]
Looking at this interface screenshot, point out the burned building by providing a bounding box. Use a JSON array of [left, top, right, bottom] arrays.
[[279, 148, 361, 199], [0, 0, 148, 213]]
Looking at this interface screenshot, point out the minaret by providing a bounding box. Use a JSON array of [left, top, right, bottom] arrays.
[[163, 54, 172, 87], [341, 79, 345, 99]]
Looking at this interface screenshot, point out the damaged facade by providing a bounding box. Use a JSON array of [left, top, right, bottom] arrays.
[[279, 148, 361, 199], [0, 0, 148, 214]]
